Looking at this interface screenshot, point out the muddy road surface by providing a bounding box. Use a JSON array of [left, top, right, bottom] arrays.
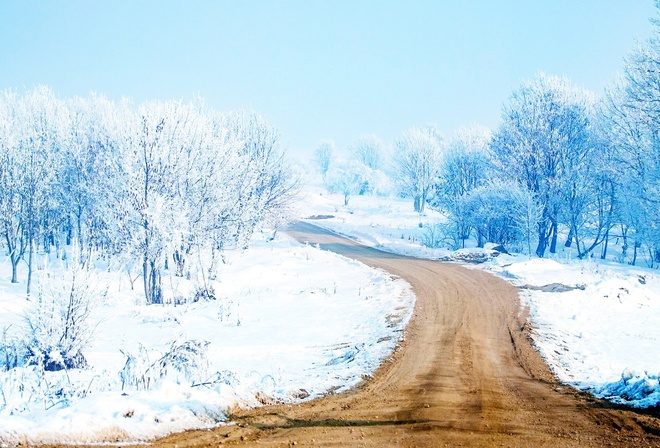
[[77, 223, 660, 446]]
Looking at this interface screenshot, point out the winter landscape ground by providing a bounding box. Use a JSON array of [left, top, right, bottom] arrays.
[[1, 181, 658, 445], [0, 225, 414, 444], [300, 186, 660, 410], [2, 4, 660, 446]]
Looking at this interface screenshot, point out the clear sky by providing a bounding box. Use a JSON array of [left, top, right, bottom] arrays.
[[0, 1, 656, 156]]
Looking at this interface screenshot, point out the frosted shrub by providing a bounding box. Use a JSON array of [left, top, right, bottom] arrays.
[[120, 339, 209, 391], [421, 223, 445, 249], [22, 266, 105, 371], [0, 327, 20, 371]]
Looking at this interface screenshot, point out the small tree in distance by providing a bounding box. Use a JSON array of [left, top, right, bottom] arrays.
[[393, 126, 443, 213], [350, 134, 383, 170], [325, 161, 370, 206], [314, 140, 335, 181]]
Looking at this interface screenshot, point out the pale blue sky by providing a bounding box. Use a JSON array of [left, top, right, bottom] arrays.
[[0, 1, 655, 155]]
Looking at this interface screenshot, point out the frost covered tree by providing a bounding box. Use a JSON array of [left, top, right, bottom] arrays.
[[491, 73, 594, 257], [393, 126, 443, 213], [115, 101, 181, 304], [0, 88, 296, 305], [431, 126, 492, 247], [437, 126, 492, 199], [463, 181, 526, 248], [314, 140, 335, 181], [601, 32, 660, 265], [325, 161, 371, 205], [349, 134, 383, 170], [58, 94, 121, 260], [217, 111, 297, 251], [0, 87, 66, 294], [0, 90, 27, 284]]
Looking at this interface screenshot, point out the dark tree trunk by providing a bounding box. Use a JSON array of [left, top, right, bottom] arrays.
[[414, 196, 422, 213], [535, 223, 548, 258], [26, 235, 34, 296], [601, 227, 610, 260], [565, 227, 574, 248], [549, 220, 558, 254]]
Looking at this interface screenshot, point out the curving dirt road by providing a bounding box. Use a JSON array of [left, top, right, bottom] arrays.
[[151, 222, 660, 447]]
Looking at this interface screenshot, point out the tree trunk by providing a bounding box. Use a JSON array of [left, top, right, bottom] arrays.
[[601, 227, 610, 260], [549, 220, 558, 254], [143, 256, 150, 303], [11, 261, 18, 284], [565, 227, 574, 248], [535, 224, 547, 258], [143, 257, 163, 305], [6, 233, 20, 284], [620, 225, 628, 261], [26, 236, 34, 296], [413, 196, 422, 213]]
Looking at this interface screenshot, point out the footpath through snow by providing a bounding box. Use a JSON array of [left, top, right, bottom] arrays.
[[300, 187, 660, 409]]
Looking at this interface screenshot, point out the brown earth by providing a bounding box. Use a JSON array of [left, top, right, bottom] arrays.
[[54, 222, 660, 447]]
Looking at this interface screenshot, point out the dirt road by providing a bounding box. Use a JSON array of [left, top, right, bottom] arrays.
[[153, 222, 660, 447]]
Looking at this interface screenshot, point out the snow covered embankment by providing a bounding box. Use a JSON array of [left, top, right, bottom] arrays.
[[487, 257, 660, 408], [0, 234, 414, 445]]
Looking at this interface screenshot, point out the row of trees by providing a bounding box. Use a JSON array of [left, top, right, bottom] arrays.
[[314, 135, 392, 206], [314, 20, 660, 266], [0, 87, 295, 303], [388, 68, 658, 264]]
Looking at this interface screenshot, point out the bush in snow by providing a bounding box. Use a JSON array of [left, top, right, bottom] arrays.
[[420, 223, 446, 249], [460, 180, 540, 251], [21, 265, 105, 372], [120, 339, 209, 391], [0, 327, 20, 372]]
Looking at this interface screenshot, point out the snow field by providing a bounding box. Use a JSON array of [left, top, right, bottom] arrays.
[[492, 256, 660, 407], [301, 187, 660, 408], [0, 233, 415, 444]]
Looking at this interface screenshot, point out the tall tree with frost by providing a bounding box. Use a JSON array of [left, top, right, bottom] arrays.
[[602, 20, 660, 265], [431, 126, 492, 247], [350, 134, 383, 170], [0, 90, 27, 284], [58, 94, 120, 260], [117, 100, 191, 304], [393, 126, 443, 213], [314, 140, 335, 181], [325, 161, 370, 206], [491, 73, 593, 258], [16, 87, 64, 295]]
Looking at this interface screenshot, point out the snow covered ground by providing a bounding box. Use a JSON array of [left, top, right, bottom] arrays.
[[2, 181, 658, 446], [299, 185, 660, 409], [0, 233, 414, 444]]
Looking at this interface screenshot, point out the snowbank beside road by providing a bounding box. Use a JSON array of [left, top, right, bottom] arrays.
[[0, 233, 414, 445], [490, 256, 660, 408]]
